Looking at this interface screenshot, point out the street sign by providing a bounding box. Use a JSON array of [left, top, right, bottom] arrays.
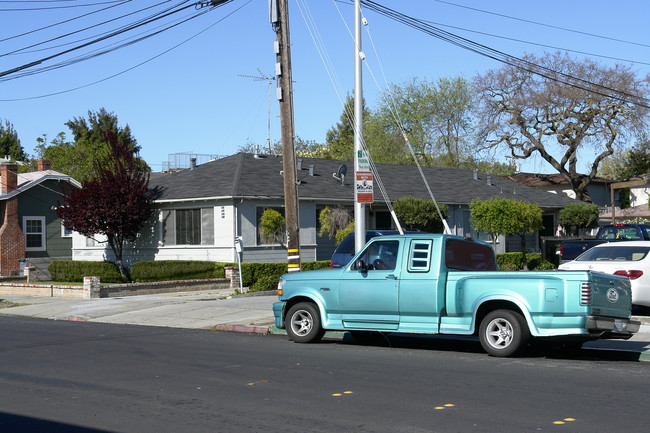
[[356, 171, 374, 203], [356, 149, 371, 172]]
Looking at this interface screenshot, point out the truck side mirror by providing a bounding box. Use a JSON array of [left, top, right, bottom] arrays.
[[355, 259, 368, 273]]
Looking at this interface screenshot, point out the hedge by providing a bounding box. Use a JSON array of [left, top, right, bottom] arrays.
[[48, 260, 126, 283], [130, 260, 220, 282], [496, 253, 556, 271]]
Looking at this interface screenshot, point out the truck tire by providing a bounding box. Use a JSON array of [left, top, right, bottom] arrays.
[[479, 309, 530, 357], [286, 302, 325, 343]]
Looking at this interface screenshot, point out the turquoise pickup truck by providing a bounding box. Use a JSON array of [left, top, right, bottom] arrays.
[[273, 234, 641, 357]]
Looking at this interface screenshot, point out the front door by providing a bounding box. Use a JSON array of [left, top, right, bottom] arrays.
[[338, 239, 401, 330]]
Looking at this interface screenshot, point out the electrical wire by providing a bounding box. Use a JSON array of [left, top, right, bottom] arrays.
[[0, 0, 250, 101], [358, 0, 650, 109], [0, 0, 134, 44], [0, 1, 199, 78]]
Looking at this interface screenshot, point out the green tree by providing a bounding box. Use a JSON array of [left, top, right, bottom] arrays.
[[318, 206, 353, 242], [599, 140, 650, 180], [323, 94, 370, 161], [558, 202, 600, 235], [0, 119, 28, 161], [392, 196, 447, 232], [470, 197, 543, 270], [238, 136, 327, 158], [369, 77, 478, 167], [259, 208, 286, 246], [475, 51, 650, 202], [40, 108, 148, 182], [56, 131, 161, 280]]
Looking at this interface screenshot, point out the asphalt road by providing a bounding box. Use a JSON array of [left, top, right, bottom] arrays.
[[1, 316, 649, 433]]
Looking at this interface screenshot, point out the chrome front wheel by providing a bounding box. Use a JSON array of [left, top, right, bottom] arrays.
[[286, 302, 325, 343]]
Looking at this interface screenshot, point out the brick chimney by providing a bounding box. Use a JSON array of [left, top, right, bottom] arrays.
[[37, 159, 51, 171], [0, 162, 25, 276], [0, 161, 17, 194]]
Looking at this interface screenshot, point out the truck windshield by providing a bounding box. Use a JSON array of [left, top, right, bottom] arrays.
[[598, 226, 642, 240], [445, 239, 497, 271]]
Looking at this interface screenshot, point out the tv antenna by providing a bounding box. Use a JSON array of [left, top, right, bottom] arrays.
[[238, 69, 276, 155]]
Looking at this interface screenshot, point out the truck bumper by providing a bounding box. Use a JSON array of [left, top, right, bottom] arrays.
[[273, 301, 286, 329], [586, 316, 641, 339]]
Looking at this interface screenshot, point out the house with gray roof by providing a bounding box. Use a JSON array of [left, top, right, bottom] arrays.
[[1, 160, 81, 278], [70, 153, 579, 266]]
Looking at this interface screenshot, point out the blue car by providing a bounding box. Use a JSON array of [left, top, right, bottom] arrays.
[[330, 230, 413, 268]]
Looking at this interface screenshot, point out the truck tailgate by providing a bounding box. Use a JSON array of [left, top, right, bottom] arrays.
[[587, 271, 633, 318]]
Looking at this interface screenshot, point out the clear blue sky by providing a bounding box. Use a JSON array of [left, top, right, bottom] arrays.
[[1, 0, 649, 173]]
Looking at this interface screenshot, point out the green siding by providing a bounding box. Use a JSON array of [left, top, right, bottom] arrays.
[[18, 179, 73, 259]]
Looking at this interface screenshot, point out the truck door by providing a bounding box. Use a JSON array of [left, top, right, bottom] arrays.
[[398, 238, 441, 333], [338, 239, 400, 330]]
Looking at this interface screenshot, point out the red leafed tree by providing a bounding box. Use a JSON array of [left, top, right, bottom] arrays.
[[56, 131, 161, 280]]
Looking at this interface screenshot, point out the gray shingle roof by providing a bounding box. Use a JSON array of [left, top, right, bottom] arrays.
[[151, 153, 578, 209]]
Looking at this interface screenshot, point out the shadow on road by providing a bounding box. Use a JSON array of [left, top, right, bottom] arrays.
[[336, 332, 645, 362], [0, 412, 114, 433]]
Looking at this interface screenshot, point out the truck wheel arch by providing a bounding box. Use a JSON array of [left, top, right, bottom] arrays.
[[284, 296, 324, 322], [474, 300, 529, 335]]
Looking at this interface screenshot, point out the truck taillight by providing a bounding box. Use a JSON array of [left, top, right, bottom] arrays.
[[559, 244, 564, 258], [580, 282, 592, 306], [614, 270, 643, 280]]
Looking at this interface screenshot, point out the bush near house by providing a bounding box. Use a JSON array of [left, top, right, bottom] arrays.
[[497, 253, 556, 271], [130, 261, 220, 282], [48, 260, 127, 283], [47, 260, 331, 291]]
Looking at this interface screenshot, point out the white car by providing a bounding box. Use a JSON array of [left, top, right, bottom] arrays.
[[558, 241, 650, 307]]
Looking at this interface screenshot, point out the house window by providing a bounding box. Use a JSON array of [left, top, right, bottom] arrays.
[[61, 222, 73, 238], [23, 216, 46, 251], [256, 206, 285, 245], [162, 208, 214, 246]]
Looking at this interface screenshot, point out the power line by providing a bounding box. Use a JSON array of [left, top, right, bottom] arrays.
[[0, 1, 209, 79], [359, 0, 650, 109], [433, 0, 650, 50], [0, 1, 125, 12], [0, 0, 250, 101]]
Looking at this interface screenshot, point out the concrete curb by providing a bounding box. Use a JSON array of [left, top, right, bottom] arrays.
[[210, 324, 272, 334]]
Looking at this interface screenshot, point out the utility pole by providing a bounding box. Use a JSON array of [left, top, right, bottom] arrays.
[[271, 0, 301, 272], [353, 0, 367, 253]]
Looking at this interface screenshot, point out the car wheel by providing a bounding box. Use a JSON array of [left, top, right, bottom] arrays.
[[286, 302, 325, 343], [479, 309, 530, 357]]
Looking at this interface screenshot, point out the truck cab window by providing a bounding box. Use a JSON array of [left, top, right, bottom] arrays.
[[445, 239, 497, 271], [355, 240, 399, 271]]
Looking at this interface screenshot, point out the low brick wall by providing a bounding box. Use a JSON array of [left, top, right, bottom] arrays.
[[0, 278, 231, 299]]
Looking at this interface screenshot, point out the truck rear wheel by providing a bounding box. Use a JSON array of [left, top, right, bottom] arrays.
[[286, 302, 325, 343], [479, 309, 530, 357]]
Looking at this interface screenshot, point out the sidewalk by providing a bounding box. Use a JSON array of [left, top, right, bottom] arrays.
[[1, 289, 649, 360]]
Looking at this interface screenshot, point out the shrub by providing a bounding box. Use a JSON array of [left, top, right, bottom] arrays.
[[48, 260, 126, 283], [250, 274, 280, 292], [302, 260, 330, 271], [496, 253, 556, 271], [130, 261, 219, 282]]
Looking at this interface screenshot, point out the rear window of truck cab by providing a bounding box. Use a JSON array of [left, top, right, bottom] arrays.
[[445, 239, 497, 271]]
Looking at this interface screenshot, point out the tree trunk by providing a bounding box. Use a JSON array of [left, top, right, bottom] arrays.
[[520, 233, 528, 271]]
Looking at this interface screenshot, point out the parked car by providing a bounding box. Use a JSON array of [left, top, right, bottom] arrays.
[[559, 241, 650, 307], [559, 224, 650, 263], [331, 230, 415, 268]]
